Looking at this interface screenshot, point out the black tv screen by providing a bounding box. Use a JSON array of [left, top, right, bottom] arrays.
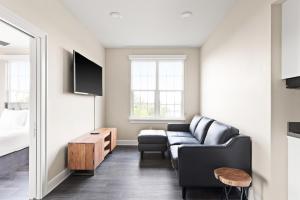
[[73, 51, 102, 96]]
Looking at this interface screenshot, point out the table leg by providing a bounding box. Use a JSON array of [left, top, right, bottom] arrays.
[[240, 188, 244, 200], [244, 187, 249, 200], [224, 186, 232, 200], [240, 187, 249, 200]]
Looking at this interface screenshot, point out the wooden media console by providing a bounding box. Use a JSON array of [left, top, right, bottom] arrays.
[[68, 128, 117, 173]]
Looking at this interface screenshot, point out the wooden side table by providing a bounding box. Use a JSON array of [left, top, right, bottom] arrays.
[[214, 167, 252, 200]]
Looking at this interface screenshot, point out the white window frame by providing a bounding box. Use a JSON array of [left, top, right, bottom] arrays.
[[3, 56, 30, 103], [129, 55, 186, 123]]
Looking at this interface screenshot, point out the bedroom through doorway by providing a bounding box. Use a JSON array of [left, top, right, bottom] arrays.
[[0, 20, 31, 200]]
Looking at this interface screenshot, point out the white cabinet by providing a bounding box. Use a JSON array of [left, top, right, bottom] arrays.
[[288, 136, 300, 200], [282, 0, 300, 79]]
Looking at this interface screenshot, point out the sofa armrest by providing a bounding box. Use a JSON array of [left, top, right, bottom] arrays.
[[167, 123, 190, 132], [177, 135, 252, 187]]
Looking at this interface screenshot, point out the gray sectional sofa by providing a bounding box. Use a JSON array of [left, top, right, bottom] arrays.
[[167, 115, 252, 199]]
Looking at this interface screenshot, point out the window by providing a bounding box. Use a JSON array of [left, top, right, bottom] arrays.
[[130, 55, 185, 120], [6, 60, 30, 103]]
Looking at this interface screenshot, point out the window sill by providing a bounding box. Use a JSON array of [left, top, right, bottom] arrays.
[[129, 117, 186, 124]]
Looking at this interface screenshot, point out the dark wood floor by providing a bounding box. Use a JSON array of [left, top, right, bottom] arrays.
[[0, 165, 28, 200], [44, 146, 239, 200]]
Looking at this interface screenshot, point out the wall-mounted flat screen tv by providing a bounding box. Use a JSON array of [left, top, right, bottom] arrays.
[[73, 50, 102, 96]]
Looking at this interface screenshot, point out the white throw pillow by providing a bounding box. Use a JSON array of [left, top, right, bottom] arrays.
[[0, 109, 28, 129]]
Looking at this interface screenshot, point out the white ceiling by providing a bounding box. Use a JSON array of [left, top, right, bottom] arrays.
[[0, 21, 30, 50], [62, 0, 236, 47]]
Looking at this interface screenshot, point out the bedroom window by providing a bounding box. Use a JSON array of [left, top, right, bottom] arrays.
[[129, 55, 186, 121], [6, 60, 30, 103]]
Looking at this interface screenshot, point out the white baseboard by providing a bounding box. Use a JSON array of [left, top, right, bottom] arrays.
[[117, 140, 138, 146], [46, 168, 72, 195]]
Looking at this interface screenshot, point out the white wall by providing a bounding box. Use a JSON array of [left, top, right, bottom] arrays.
[[200, 0, 300, 199], [200, 0, 272, 199], [0, 0, 105, 183], [271, 4, 300, 200], [105, 48, 200, 140], [0, 48, 29, 55], [0, 60, 5, 113]]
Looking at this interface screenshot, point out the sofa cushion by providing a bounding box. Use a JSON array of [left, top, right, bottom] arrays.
[[203, 121, 239, 145], [168, 137, 199, 146], [167, 123, 190, 132], [189, 115, 202, 135], [193, 117, 214, 143], [138, 130, 167, 144], [170, 145, 179, 169], [166, 131, 193, 138]]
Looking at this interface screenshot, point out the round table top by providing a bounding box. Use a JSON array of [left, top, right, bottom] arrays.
[[214, 167, 252, 188]]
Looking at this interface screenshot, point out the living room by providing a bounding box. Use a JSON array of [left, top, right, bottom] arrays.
[[0, 0, 299, 200]]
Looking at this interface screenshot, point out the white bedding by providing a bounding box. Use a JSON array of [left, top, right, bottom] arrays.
[[0, 109, 30, 157], [0, 128, 29, 157]]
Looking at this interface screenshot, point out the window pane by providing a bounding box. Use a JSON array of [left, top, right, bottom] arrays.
[[159, 61, 183, 90], [7, 60, 30, 103], [160, 91, 182, 118], [131, 61, 156, 90], [132, 91, 155, 117]]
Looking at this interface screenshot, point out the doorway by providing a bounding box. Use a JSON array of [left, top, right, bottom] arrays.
[[0, 5, 47, 200], [0, 21, 31, 200]]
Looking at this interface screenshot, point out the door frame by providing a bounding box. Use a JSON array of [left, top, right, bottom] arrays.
[[0, 5, 47, 199]]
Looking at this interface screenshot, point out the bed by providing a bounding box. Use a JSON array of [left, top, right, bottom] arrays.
[[0, 127, 29, 157], [0, 108, 29, 177]]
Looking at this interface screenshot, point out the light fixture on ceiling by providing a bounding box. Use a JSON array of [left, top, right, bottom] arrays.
[[110, 12, 123, 19], [181, 11, 193, 19]]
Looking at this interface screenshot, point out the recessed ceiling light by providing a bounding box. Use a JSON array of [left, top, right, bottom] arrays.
[[181, 11, 193, 19], [110, 12, 123, 19]]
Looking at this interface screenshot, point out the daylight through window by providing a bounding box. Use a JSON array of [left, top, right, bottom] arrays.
[[130, 55, 185, 120]]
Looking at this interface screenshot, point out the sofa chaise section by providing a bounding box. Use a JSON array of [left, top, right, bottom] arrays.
[[177, 135, 251, 188], [167, 116, 252, 199]]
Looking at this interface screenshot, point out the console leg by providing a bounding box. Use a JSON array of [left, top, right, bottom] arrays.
[[182, 187, 186, 199], [140, 151, 144, 160]]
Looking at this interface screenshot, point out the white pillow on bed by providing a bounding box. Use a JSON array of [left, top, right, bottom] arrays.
[[0, 109, 28, 129]]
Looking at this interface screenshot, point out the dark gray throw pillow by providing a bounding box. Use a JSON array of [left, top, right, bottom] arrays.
[[189, 115, 202, 134], [204, 121, 239, 145], [193, 117, 214, 143]]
